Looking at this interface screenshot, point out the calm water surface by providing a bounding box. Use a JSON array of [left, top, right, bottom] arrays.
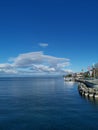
[[0, 77, 98, 130]]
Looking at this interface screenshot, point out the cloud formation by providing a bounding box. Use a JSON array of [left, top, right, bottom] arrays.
[[39, 43, 48, 47], [0, 51, 72, 76]]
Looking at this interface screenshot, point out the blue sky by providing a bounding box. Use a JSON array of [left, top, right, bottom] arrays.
[[0, 0, 98, 76]]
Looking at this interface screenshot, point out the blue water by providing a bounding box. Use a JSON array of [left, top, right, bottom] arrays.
[[0, 77, 98, 130]]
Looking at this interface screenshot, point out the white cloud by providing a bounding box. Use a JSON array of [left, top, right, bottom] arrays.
[[11, 52, 43, 67], [61, 69, 73, 73], [0, 63, 18, 75], [0, 51, 72, 76], [32, 64, 56, 72], [39, 43, 48, 47], [57, 62, 70, 68]]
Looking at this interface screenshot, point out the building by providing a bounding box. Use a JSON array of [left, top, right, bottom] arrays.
[[74, 72, 84, 79]]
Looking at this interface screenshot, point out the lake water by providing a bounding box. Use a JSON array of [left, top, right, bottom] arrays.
[[0, 77, 98, 130]]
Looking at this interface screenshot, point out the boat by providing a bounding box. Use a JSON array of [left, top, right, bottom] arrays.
[[64, 77, 74, 81]]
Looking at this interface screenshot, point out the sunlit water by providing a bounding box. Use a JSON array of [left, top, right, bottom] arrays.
[[0, 77, 98, 130]]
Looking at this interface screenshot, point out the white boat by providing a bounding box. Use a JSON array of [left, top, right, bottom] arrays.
[[64, 77, 73, 81]]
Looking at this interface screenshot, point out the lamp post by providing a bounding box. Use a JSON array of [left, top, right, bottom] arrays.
[[81, 69, 84, 79], [93, 68, 95, 79], [92, 63, 95, 79]]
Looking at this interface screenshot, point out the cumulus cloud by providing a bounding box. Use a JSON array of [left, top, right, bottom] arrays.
[[0, 51, 72, 76], [31, 64, 56, 73], [39, 43, 48, 47], [0, 63, 18, 75]]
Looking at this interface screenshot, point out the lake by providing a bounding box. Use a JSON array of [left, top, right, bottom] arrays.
[[0, 77, 98, 130]]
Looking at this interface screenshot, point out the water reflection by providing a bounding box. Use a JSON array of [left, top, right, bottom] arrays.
[[64, 81, 75, 88]]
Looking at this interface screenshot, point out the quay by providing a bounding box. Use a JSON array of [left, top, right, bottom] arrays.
[[76, 78, 98, 88], [76, 79, 98, 98]]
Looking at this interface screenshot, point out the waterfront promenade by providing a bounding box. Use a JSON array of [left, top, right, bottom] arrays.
[[76, 78, 98, 88], [77, 78, 98, 98]]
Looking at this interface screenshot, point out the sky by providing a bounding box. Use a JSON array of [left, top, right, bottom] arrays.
[[0, 0, 98, 76]]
